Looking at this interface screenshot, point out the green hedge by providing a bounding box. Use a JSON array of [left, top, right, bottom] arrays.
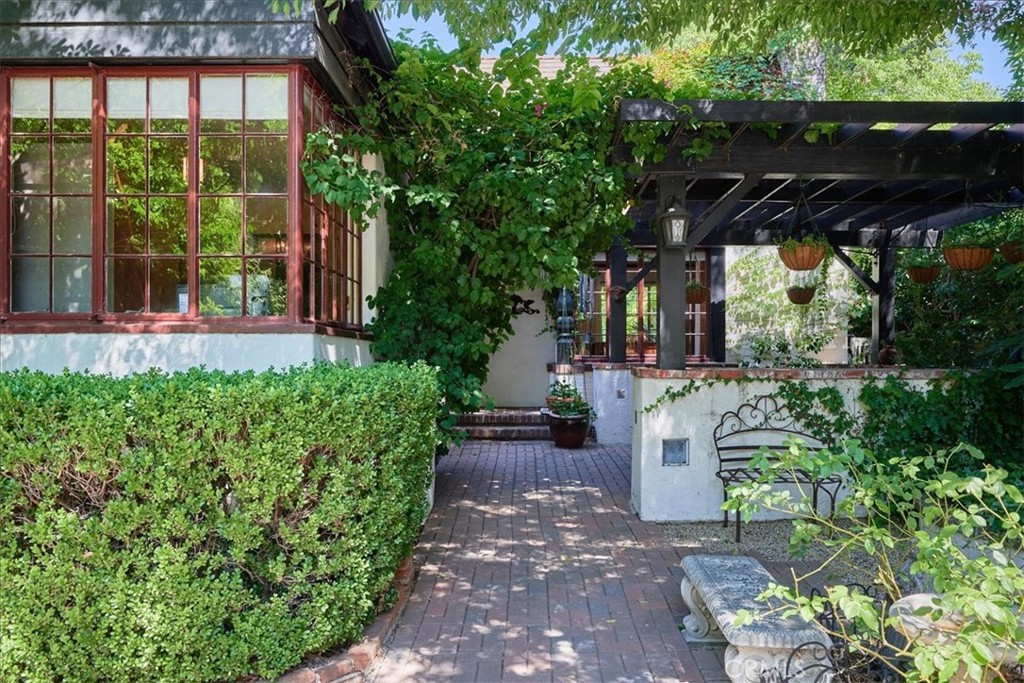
[[0, 362, 439, 683]]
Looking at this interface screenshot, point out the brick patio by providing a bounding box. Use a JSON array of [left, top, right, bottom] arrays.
[[368, 441, 729, 683]]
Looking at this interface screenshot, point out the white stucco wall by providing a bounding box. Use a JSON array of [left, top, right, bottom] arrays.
[[592, 366, 633, 445], [482, 288, 555, 407], [0, 332, 372, 375], [361, 153, 392, 327], [630, 368, 945, 522]]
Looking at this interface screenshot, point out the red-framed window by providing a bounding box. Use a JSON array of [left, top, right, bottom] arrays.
[[1, 65, 362, 328], [576, 248, 710, 362], [8, 74, 94, 315], [300, 75, 361, 327]]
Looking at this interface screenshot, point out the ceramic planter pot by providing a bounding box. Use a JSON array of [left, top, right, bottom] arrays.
[[778, 244, 826, 271], [1000, 242, 1023, 264], [942, 246, 994, 271], [544, 412, 590, 448], [685, 287, 709, 305], [907, 265, 941, 284], [786, 286, 816, 305]]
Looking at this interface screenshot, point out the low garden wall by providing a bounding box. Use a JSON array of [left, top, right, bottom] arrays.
[[0, 362, 438, 683], [630, 367, 946, 521]]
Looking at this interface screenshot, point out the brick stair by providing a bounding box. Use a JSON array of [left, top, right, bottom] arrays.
[[457, 408, 551, 441]]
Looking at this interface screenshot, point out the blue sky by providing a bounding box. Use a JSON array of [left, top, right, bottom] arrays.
[[382, 13, 1013, 92]]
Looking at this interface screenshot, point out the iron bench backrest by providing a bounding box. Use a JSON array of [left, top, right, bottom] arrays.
[[713, 395, 825, 470]]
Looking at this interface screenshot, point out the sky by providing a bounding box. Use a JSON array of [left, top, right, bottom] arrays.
[[381, 13, 1014, 93]]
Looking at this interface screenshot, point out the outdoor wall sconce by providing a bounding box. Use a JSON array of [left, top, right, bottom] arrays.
[[660, 195, 690, 248]]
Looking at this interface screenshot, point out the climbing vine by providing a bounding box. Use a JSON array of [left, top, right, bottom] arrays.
[[302, 45, 672, 427]]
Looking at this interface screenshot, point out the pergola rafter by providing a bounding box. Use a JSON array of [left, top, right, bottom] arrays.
[[608, 99, 1024, 368]]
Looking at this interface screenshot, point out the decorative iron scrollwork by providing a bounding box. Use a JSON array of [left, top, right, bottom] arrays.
[[511, 294, 539, 315]]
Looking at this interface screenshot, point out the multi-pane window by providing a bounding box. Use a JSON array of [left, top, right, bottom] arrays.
[[198, 74, 288, 317], [576, 249, 709, 362], [106, 77, 189, 313], [2, 66, 361, 327], [301, 76, 361, 327], [9, 76, 93, 313]]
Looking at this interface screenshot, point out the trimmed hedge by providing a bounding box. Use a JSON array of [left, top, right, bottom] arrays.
[[0, 362, 438, 683]]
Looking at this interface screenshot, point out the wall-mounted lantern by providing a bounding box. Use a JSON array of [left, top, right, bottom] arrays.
[[659, 194, 690, 248]]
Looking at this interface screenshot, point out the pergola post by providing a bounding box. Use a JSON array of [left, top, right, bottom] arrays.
[[658, 177, 688, 369], [608, 237, 628, 363], [708, 247, 727, 363], [872, 246, 897, 363]]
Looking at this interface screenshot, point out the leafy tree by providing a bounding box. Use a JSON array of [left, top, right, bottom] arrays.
[[351, 0, 1022, 94]]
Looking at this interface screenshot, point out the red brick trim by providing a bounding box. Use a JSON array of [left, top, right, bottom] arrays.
[[276, 555, 416, 683]]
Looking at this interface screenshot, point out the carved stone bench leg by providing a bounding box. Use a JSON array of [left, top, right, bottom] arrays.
[[724, 643, 833, 683], [680, 575, 725, 643]]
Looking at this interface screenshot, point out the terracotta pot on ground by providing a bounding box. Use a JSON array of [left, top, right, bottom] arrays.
[[778, 244, 826, 270], [907, 265, 941, 284], [685, 287, 709, 305], [786, 286, 816, 305], [942, 246, 994, 271], [1000, 242, 1023, 264]]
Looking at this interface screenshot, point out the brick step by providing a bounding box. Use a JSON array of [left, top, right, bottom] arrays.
[[457, 409, 548, 427], [461, 424, 552, 441]]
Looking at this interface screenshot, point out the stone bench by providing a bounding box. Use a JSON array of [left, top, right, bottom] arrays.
[[680, 554, 832, 683]]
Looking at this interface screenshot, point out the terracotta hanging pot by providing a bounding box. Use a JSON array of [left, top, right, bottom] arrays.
[[786, 286, 816, 305], [1000, 242, 1023, 264], [942, 247, 994, 271], [685, 286, 709, 305], [907, 266, 941, 284], [778, 244, 827, 271]]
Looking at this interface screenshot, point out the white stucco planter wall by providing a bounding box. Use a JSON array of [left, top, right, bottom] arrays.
[[592, 365, 633, 445], [0, 332, 372, 375], [631, 367, 946, 522]]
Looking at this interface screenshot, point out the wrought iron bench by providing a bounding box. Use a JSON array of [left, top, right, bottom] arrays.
[[713, 394, 843, 542]]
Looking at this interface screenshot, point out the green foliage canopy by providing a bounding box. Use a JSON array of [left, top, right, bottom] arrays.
[[303, 46, 667, 419]]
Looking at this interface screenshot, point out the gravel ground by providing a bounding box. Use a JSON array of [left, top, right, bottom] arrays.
[[658, 518, 904, 588]]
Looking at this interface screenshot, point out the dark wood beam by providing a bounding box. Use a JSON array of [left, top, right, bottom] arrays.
[[893, 123, 932, 147], [828, 241, 878, 294], [705, 227, 944, 248], [834, 123, 873, 148], [626, 255, 658, 292], [615, 143, 1023, 180], [686, 174, 763, 247], [619, 99, 1024, 125], [608, 238, 628, 363]]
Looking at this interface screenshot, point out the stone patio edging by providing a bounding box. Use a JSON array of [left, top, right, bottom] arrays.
[[275, 555, 416, 683]]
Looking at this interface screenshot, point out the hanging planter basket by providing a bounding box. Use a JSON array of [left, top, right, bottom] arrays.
[[778, 244, 827, 271], [1000, 242, 1024, 264], [907, 266, 941, 284], [942, 247, 994, 271], [685, 287, 709, 305], [786, 286, 816, 305]]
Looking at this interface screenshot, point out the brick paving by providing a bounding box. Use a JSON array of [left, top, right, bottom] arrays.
[[368, 441, 726, 683]]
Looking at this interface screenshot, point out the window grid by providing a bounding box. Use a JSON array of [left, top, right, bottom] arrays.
[[0, 65, 359, 325], [8, 74, 94, 315], [300, 75, 361, 328], [576, 249, 710, 362], [105, 76, 189, 314]]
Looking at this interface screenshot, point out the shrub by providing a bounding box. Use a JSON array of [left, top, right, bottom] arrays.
[[0, 362, 438, 683], [727, 440, 1024, 682]]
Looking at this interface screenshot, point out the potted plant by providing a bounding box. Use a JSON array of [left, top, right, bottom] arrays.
[[899, 248, 943, 284], [785, 286, 816, 305], [777, 234, 829, 271], [941, 222, 996, 271], [995, 209, 1024, 264], [542, 382, 594, 448], [685, 279, 709, 305]]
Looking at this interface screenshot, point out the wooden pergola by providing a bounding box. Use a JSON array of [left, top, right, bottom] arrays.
[[607, 100, 1024, 368]]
